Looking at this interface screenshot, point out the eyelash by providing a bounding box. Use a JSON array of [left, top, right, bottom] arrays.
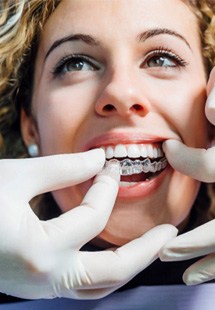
[[144, 47, 188, 68], [52, 54, 100, 77], [51, 47, 188, 78]]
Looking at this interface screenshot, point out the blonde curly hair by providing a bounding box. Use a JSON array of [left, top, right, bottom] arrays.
[[0, 0, 215, 221], [0, 0, 61, 157]]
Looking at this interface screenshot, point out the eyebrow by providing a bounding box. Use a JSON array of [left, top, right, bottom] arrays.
[[45, 27, 191, 61], [137, 28, 191, 50], [45, 34, 101, 60]]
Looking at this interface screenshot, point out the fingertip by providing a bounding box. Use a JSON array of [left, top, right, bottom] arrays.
[[98, 159, 120, 183], [163, 139, 182, 153], [158, 225, 178, 261], [159, 246, 174, 262], [87, 148, 106, 162], [182, 270, 198, 286], [162, 224, 178, 237], [162, 140, 188, 171], [205, 104, 215, 125], [142, 224, 178, 258], [84, 148, 106, 170], [182, 270, 189, 285]]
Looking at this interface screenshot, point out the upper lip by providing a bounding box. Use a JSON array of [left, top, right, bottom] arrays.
[[82, 131, 168, 151]]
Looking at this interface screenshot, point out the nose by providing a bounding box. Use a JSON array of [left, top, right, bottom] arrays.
[[95, 70, 150, 118]]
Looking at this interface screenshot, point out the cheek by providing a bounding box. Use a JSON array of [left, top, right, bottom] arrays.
[[166, 173, 200, 226], [35, 88, 93, 154], [155, 81, 207, 147], [52, 186, 83, 213]]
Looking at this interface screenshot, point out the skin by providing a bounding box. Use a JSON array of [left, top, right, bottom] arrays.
[[22, 0, 210, 246]]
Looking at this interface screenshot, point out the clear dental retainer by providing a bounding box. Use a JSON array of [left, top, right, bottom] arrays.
[[106, 157, 167, 176]]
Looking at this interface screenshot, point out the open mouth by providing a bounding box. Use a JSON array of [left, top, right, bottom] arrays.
[[103, 143, 167, 185]]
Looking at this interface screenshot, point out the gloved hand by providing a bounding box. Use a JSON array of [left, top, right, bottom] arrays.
[[160, 220, 215, 285], [159, 67, 215, 285], [0, 149, 177, 299]]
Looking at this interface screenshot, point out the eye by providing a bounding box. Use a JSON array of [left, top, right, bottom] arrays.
[[143, 49, 188, 69], [52, 55, 100, 77], [147, 55, 176, 67]]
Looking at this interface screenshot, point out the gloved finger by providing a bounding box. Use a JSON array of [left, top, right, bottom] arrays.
[[163, 139, 215, 182], [43, 160, 120, 249], [74, 225, 177, 289], [183, 254, 215, 285], [159, 220, 215, 261], [2, 149, 105, 201], [206, 67, 215, 125]]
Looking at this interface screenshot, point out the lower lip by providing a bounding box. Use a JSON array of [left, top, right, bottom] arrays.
[[117, 166, 172, 199], [79, 166, 172, 200]]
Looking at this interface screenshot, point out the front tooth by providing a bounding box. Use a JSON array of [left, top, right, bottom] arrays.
[[127, 144, 141, 158], [105, 143, 163, 160], [147, 144, 154, 158], [114, 144, 127, 158], [106, 146, 114, 159], [140, 144, 148, 157]]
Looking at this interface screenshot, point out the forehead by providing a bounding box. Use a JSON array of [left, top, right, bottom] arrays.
[[41, 0, 200, 52]]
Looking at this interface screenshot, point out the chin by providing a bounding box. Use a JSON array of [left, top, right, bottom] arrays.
[[94, 185, 199, 247], [95, 206, 171, 247], [95, 212, 187, 247]]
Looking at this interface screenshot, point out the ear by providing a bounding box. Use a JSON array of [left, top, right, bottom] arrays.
[[20, 109, 40, 148]]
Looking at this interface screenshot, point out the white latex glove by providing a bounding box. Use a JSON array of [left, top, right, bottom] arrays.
[[159, 68, 215, 285], [0, 149, 177, 300], [160, 221, 215, 285]]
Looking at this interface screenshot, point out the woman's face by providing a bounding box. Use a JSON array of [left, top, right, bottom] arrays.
[[22, 0, 209, 246]]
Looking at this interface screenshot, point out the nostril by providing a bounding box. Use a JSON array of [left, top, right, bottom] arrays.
[[103, 104, 116, 112], [132, 104, 144, 112]]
